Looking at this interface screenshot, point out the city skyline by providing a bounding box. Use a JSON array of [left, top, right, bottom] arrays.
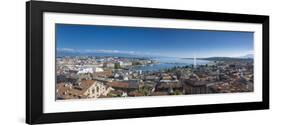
[[56, 23, 254, 100], [56, 24, 254, 58]]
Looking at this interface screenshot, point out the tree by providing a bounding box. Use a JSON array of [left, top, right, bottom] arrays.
[[173, 90, 182, 95], [132, 61, 142, 65], [139, 86, 150, 96], [114, 63, 121, 69]]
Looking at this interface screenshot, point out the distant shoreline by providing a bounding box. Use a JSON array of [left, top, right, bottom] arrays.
[[181, 57, 253, 61]]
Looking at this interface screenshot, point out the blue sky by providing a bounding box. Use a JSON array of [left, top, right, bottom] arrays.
[[56, 24, 253, 58]]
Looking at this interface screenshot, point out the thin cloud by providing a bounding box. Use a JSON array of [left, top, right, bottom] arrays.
[[57, 48, 76, 52], [57, 48, 159, 56]]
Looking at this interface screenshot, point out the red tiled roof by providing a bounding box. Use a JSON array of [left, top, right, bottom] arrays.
[[108, 82, 129, 88], [56, 80, 96, 100]]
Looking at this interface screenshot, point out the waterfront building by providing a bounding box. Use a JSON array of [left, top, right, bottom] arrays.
[[77, 67, 93, 74]]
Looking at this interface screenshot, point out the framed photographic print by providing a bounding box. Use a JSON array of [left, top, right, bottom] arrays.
[[26, 1, 269, 124]]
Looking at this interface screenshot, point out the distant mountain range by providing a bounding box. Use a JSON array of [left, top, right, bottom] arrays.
[[57, 50, 254, 60], [199, 57, 253, 61], [238, 54, 254, 59], [195, 54, 254, 61]]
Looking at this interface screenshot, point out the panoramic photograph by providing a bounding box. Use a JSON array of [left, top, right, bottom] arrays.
[[55, 24, 254, 100]]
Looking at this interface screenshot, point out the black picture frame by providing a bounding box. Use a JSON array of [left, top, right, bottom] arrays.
[[26, 1, 269, 124]]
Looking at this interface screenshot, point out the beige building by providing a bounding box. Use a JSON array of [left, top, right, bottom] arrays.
[[56, 80, 112, 100]]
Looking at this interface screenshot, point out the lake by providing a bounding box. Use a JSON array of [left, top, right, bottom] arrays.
[[130, 57, 210, 72]]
